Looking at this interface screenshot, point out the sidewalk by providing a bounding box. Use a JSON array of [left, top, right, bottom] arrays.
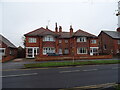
[[2, 58, 120, 70]]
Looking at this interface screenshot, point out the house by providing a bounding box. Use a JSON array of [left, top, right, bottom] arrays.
[[24, 23, 99, 58], [98, 28, 120, 55], [0, 34, 18, 62]]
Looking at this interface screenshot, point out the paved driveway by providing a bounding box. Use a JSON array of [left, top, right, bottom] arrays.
[[2, 58, 37, 70]]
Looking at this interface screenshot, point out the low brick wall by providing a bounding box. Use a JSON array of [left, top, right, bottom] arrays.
[[36, 55, 113, 61], [2, 55, 16, 63]]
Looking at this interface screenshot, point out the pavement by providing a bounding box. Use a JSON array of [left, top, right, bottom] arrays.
[[2, 57, 120, 70]]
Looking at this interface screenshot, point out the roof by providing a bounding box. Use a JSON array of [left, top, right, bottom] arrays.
[[24, 27, 97, 38], [0, 34, 17, 48], [102, 31, 120, 39], [59, 32, 72, 38], [74, 29, 97, 38], [24, 27, 59, 37]]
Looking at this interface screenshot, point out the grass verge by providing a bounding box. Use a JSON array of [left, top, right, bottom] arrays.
[[24, 60, 120, 68]]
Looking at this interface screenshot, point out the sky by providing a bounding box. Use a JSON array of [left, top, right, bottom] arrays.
[[0, 0, 119, 47]]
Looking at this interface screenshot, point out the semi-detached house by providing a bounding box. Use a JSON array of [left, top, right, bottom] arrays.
[[24, 24, 99, 58]]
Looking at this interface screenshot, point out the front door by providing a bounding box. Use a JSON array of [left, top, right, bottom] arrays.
[[90, 47, 98, 56], [90, 48, 93, 55], [26, 47, 39, 58]]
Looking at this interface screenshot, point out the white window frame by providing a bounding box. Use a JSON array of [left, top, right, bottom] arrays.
[[77, 47, 87, 54], [59, 40, 62, 43], [90, 47, 98, 54], [118, 40, 120, 44], [64, 48, 69, 54], [0, 48, 5, 56], [26, 47, 39, 58], [91, 40, 96, 44], [77, 37, 87, 42], [103, 44, 107, 50], [28, 38, 36, 43], [65, 40, 68, 43], [59, 48, 62, 54], [43, 35, 55, 42], [43, 47, 55, 55]]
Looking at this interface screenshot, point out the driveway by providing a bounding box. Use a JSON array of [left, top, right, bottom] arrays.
[[2, 57, 120, 70]]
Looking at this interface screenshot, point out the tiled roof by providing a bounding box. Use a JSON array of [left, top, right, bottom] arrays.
[[24, 27, 59, 37], [74, 29, 97, 37], [102, 31, 120, 39], [0, 34, 17, 48], [59, 32, 72, 38], [24, 27, 97, 38]]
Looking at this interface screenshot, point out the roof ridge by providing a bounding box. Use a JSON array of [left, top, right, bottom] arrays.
[[0, 34, 17, 48], [24, 27, 45, 36]]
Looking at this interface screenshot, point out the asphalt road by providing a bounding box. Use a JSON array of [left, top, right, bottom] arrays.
[[2, 64, 120, 89]]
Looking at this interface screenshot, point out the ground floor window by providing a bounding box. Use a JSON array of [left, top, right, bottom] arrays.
[[0, 48, 5, 56], [64, 48, 69, 54], [26, 47, 39, 58], [43, 47, 55, 55], [77, 47, 87, 54], [59, 48, 62, 54]]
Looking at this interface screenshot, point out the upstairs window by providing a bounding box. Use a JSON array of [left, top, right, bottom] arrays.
[[29, 38, 36, 43], [91, 40, 96, 44], [43, 35, 55, 41], [65, 40, 68, 43], [77, 37, 86, 42], [118, 40, 120, 44]]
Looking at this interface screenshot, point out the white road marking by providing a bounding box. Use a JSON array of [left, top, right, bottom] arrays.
[[1, 73, 38, 78], [60, 68, 99, 73], [83, 69, 98, 72], [112, 67, 120, 69]]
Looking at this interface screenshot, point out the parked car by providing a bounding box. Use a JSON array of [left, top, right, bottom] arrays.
[[47, 53, 59, 56]]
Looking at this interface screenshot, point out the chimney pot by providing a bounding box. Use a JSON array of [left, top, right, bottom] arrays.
[[70, 25, 73, 35], [55, 22, 58, 33], [59, 26, 62, 32]]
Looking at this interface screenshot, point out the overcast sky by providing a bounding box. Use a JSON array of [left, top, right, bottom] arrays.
[[0, 0, 119, 47]]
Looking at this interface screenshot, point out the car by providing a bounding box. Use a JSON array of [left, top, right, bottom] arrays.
[[47, 53, 60, 56]]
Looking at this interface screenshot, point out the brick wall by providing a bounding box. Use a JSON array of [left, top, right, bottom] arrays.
[[98, 32, 117, 55], [1, 42, 17, 62]]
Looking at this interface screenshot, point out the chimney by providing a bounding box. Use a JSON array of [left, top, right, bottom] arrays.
[[55, 22, 58, 33], [59, 26, 62, 32], [70, 25, 73, 35], [46, 25, 48, 29], [117, 27, 120, 32]]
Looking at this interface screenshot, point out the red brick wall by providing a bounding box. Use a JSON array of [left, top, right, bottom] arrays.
[[98, 32, 116, 55], [25, 36, 40, 47], [90, 39, 98, 47], [25, 36, 99, 57], [1, 42, 18, 62]]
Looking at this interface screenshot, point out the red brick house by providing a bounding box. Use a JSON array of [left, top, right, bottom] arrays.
[[98, 28, 120, 55], [0, 34, 18, 62], [24, 23, 99, 58]]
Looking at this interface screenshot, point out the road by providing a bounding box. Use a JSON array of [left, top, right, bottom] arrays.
[[2, 64, 119, 89]]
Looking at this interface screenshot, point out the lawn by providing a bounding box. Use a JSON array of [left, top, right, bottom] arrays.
[[24, 60, 120, 68]]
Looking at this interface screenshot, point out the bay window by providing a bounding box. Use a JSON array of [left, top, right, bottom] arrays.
[[28, 38, 36, 43], [77, 47, 87, 54], [77, 37, 87, 42], [43, 35, 55, 41]]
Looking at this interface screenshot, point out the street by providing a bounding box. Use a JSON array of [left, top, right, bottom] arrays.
[[2, 64, 119, 88]]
